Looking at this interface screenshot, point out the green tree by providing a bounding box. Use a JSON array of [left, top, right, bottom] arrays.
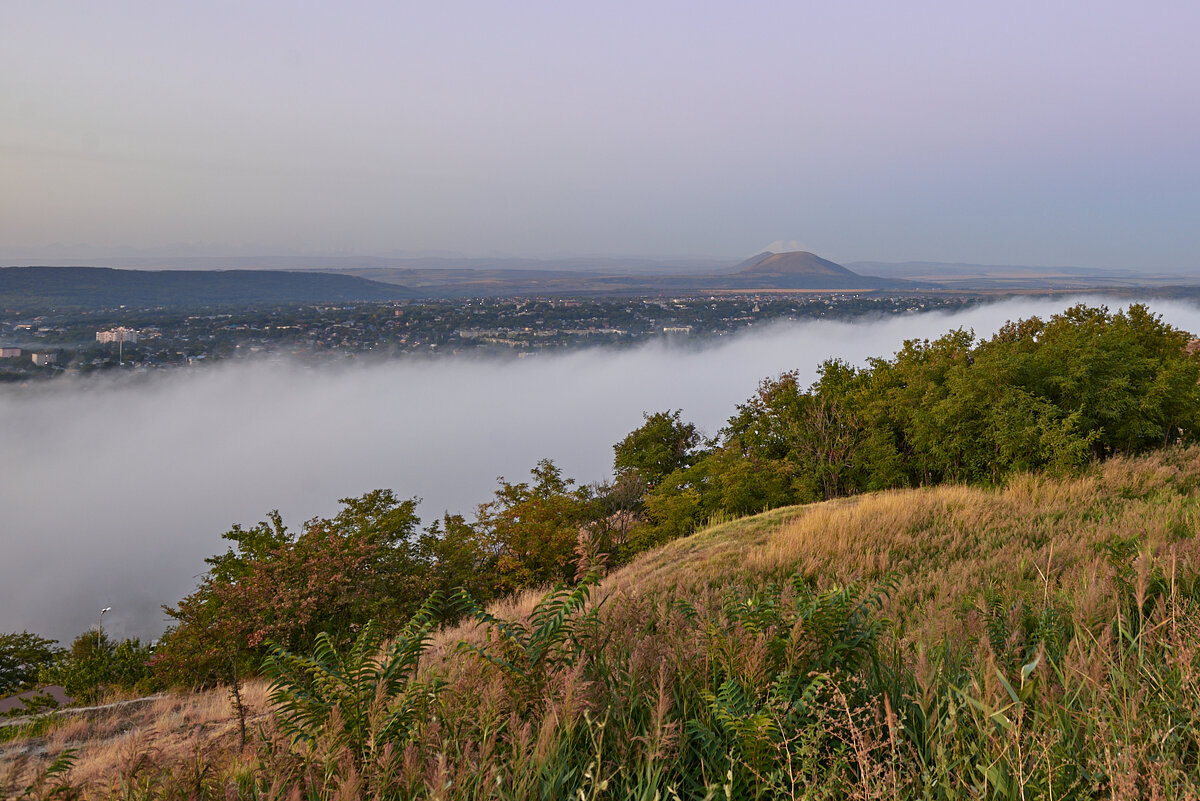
[[476, 459, 593, 594], [0, 631, 64, 695], [991, 303, 1200, 456], [613, 409, 702, 487], [640, 467, 704, 545], [723, 372, 807, 461], [419, 513, 497, 614], [40, 630, 153, 704], [582, 475, 647, 565], [155, 490, 433, 688], [639, 447, 796, 546], [707, 304, 1200, 517], [202, 509, 291, 585]]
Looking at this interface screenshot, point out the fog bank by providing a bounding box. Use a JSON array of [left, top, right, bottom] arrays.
[[3, 297, 1199, 643]]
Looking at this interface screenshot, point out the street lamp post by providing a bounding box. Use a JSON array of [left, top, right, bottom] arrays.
[[95, 606, 113, 701]]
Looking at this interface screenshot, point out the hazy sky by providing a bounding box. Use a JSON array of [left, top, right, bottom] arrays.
[[2, 2, 1198, 269], [4, 296, 1200, 643]]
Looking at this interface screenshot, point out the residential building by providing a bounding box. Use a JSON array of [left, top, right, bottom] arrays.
[[96, 327, 138, 344]]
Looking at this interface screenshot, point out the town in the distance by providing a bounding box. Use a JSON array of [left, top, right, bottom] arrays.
[[0, 294, 983, 380], [3, 250, 1197, 382]]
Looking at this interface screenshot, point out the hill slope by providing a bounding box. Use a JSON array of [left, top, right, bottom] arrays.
[[734, 250, 860, 278], [720, 250, 911, 289], [0, 266, 413, 309], [612, 446, 1200, 643], [7, 446, 1200, 797]]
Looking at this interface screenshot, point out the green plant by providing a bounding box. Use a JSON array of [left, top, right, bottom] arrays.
[[680, 576, 895, 798], [457, 575, 600, 715], [0, 632, 64, 696], [263, 593, 445, 773], [9, 748, 78, 800], [39, 631, 154, 705]]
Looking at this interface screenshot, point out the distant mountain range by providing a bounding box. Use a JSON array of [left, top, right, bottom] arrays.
[[11, 255, 737, 276], [0, 253, 908, 310], [0, 266, 413, 309], [6, 251, 1191, 311], [319, 251, 911, 296]]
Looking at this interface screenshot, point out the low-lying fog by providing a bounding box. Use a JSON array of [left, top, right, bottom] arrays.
[[4, 296, 1199, 644]]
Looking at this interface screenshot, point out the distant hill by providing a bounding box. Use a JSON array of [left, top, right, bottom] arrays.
[[11, 254, 736, 276], [718, 250, 910, 290], [326, 250, 913, 296], [734, 250, 860, 278], [0, 266, 414, 310]]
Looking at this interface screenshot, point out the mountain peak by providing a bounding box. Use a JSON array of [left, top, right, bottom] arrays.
[[734, 250, 857, 277]]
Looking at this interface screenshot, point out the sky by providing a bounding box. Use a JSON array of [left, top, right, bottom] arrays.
[[3, 295, 1200, 644], [2, 1, 1199, 269]]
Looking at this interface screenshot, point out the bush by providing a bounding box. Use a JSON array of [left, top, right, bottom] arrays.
[[39, 631, 154, 704], [0, 631, 63, 696]]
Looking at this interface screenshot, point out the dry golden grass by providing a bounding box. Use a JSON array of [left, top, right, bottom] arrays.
[[6, 445, 1199, 796], [418, 446, 1200, 711], [1, 680, 272, 793], [607, 444, 1200, 646], [420, 446, 1200, 687]]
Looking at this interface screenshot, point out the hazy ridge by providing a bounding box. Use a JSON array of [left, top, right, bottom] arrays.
[[0, 266, 413, 309]]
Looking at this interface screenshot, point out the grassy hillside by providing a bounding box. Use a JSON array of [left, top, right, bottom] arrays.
[[5, 446, 1200, 798], [616, 445, 1200, 645]]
